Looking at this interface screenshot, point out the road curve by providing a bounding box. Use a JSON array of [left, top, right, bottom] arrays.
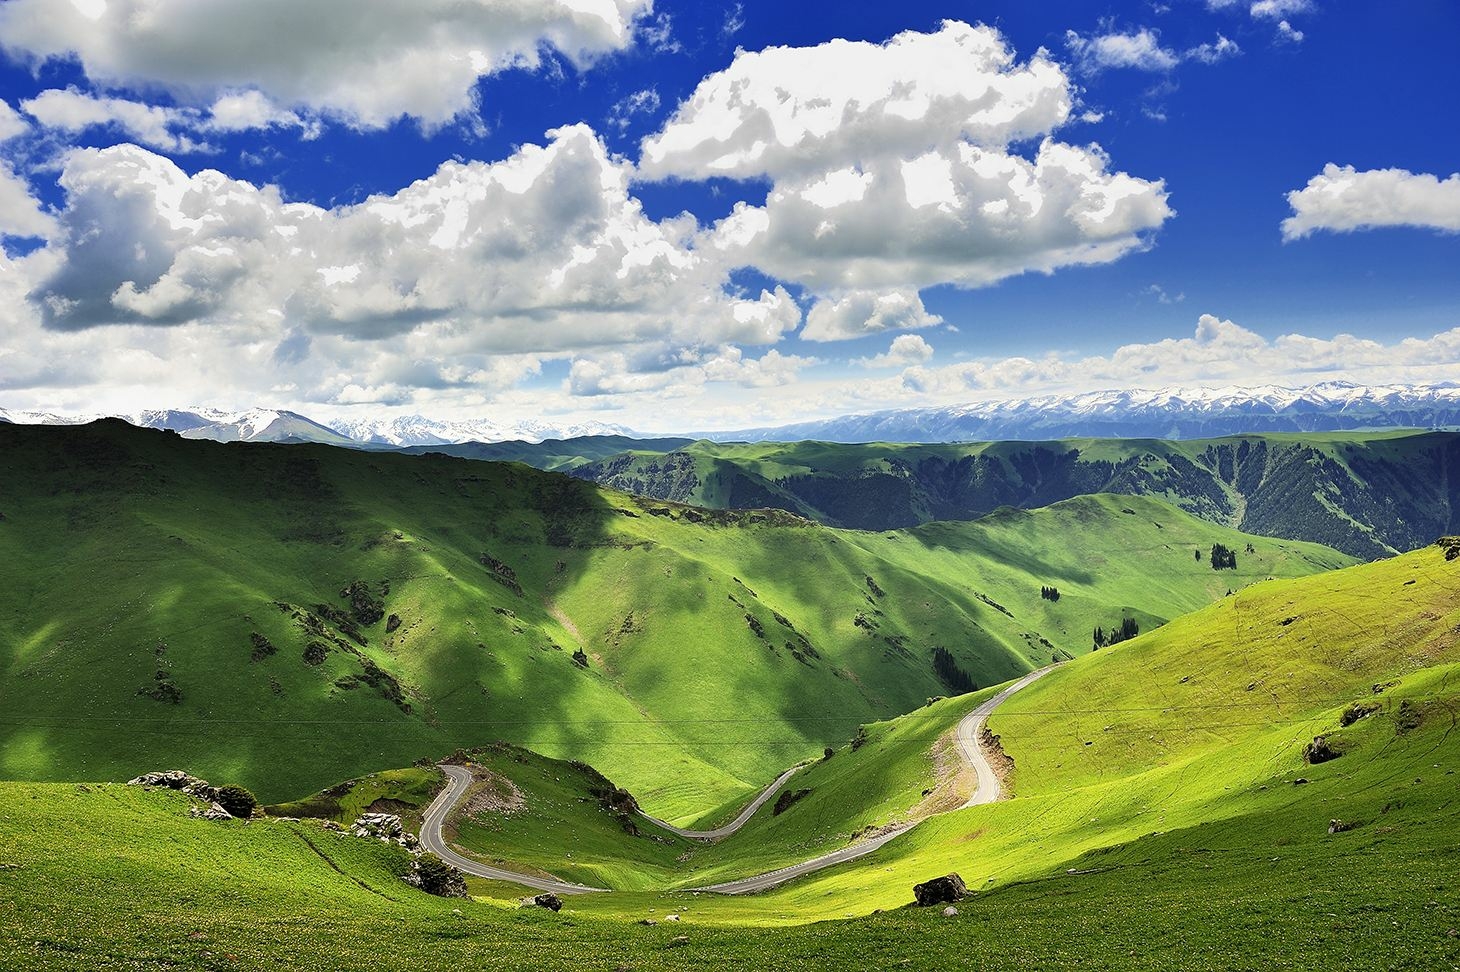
[[638, 766, 801, 841], [420, 666, 1054, 896], [955, 666, 1055, 810], [420, 764, 607, 895], [695, 665, 1054, 894]]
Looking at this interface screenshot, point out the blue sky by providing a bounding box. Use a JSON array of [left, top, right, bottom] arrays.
[[0, 0, 1456, 432]]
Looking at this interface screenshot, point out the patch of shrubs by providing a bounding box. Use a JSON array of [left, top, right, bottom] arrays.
[[138, 669, 183, 704], [745, 614, 765, 639], [865, 575, 886, 598], [302, 640, 330, 666], [772, 788, 812, 816], [479, 553, 524, 596], [339, 580, 385, 625], [572, 647, 590, 668], [249, 633, 277, 662]]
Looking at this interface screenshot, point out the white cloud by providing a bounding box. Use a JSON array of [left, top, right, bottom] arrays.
[[206, 91, 310, 134], [22, 88, 207, 153], [1186, 34, 1241, 64], [1066, 27, 1179, 72], [1282, 164, 1460, 240], [897, 314, 1460, 400], [567, 345, 814, 396], [0, 0, 654, 129], [1066, 27, 1239, 72], [642, 23, 1170, 301], [717, 138, 1172, 294], [856, 333, 934, 369], [0, 98, 29, 141], [608, 87, 661, 133], [29, 127, 791, 354], [1251, 0, 1312, 19], [0, 161, 54, 238], [802, 290, 942, 342], [1275, 20, 1305, 42], [641, 21, 1073, 182]]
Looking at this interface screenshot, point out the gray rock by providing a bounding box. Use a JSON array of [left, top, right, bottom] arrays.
[[913, 873, 968, 907], [942, 906, 959, 917], [533, 893, 563, 912]]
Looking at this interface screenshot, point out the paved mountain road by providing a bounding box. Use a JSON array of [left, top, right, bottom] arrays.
[[421, 666, 1054, 896]]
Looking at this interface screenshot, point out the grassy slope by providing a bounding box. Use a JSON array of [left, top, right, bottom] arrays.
[[658, 541, 1460, 922], [0, 422, 1343, 821]]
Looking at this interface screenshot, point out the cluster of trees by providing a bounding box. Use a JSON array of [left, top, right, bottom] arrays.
[[1209, 543, 1239, 570], [932, 645, 977, 693], [1039, 585, 1061, 602], [1093, 617, 1140, 649]]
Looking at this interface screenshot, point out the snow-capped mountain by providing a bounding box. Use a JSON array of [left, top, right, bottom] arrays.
[[131, 408, 356, 444], [0, 406, 634, 447], [705, 381, 1460, 443], [326, 414, 635, 446]]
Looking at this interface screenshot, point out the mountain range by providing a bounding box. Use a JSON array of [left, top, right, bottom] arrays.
[[705, 381, 1460, 442], [4, 382, 1459, 446], [0, 406, 632, 446]]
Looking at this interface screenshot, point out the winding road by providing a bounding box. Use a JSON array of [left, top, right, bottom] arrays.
[[420, 765, 607, 895], [420, 666, 1054, 896]]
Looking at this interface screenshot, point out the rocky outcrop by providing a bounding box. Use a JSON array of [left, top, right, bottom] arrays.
[[532, 893, 563, 912], [129, 770, 248, 821], [404, 854, 467, 898], [913, 873, 968, 906], [350, 813, 419, 850], [1303, 735, 1341, 764]]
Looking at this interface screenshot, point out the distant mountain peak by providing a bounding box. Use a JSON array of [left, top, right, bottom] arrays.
[[703, 381, 1460, 443]]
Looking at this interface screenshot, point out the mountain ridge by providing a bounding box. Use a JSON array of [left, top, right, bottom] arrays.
[[5, 380, 1460, 446]]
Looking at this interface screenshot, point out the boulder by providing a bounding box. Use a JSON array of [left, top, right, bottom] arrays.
[[405, 855, 467, 899], [942, 906, 959, 917], [533, 893, 563, 912], [913, 873, 968, 907], [1303, 736, 1341, 765]]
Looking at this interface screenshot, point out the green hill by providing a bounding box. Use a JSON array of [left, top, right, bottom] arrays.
[[676, 538, 1460, 922], [1, 542, 1456, 970], [0, 421, 1347, 819], [557, 430, 1460, 558]]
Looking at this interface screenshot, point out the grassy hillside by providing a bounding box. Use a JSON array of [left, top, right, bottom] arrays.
[[660, 539, 1460, 922], [2, 545, 1457, 969], [3, 775, 1454, 971], [560, 430, 1460, 558], [0, 421, 1345, 818]]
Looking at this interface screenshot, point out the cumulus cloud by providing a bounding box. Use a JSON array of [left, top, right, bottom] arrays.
[[1282, 164, 1460, 240], [856, 333, 934, 369], [0, 0, 654, 128], [802, 291, 941, 342], [714, 138, 1172, 293], [641, 22, 1170, 307], [642, 22, 1072, 182], [29, 127, 797, 355]]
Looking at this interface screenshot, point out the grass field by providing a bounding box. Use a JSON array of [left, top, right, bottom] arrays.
[[0, 421, 1346, 822]]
